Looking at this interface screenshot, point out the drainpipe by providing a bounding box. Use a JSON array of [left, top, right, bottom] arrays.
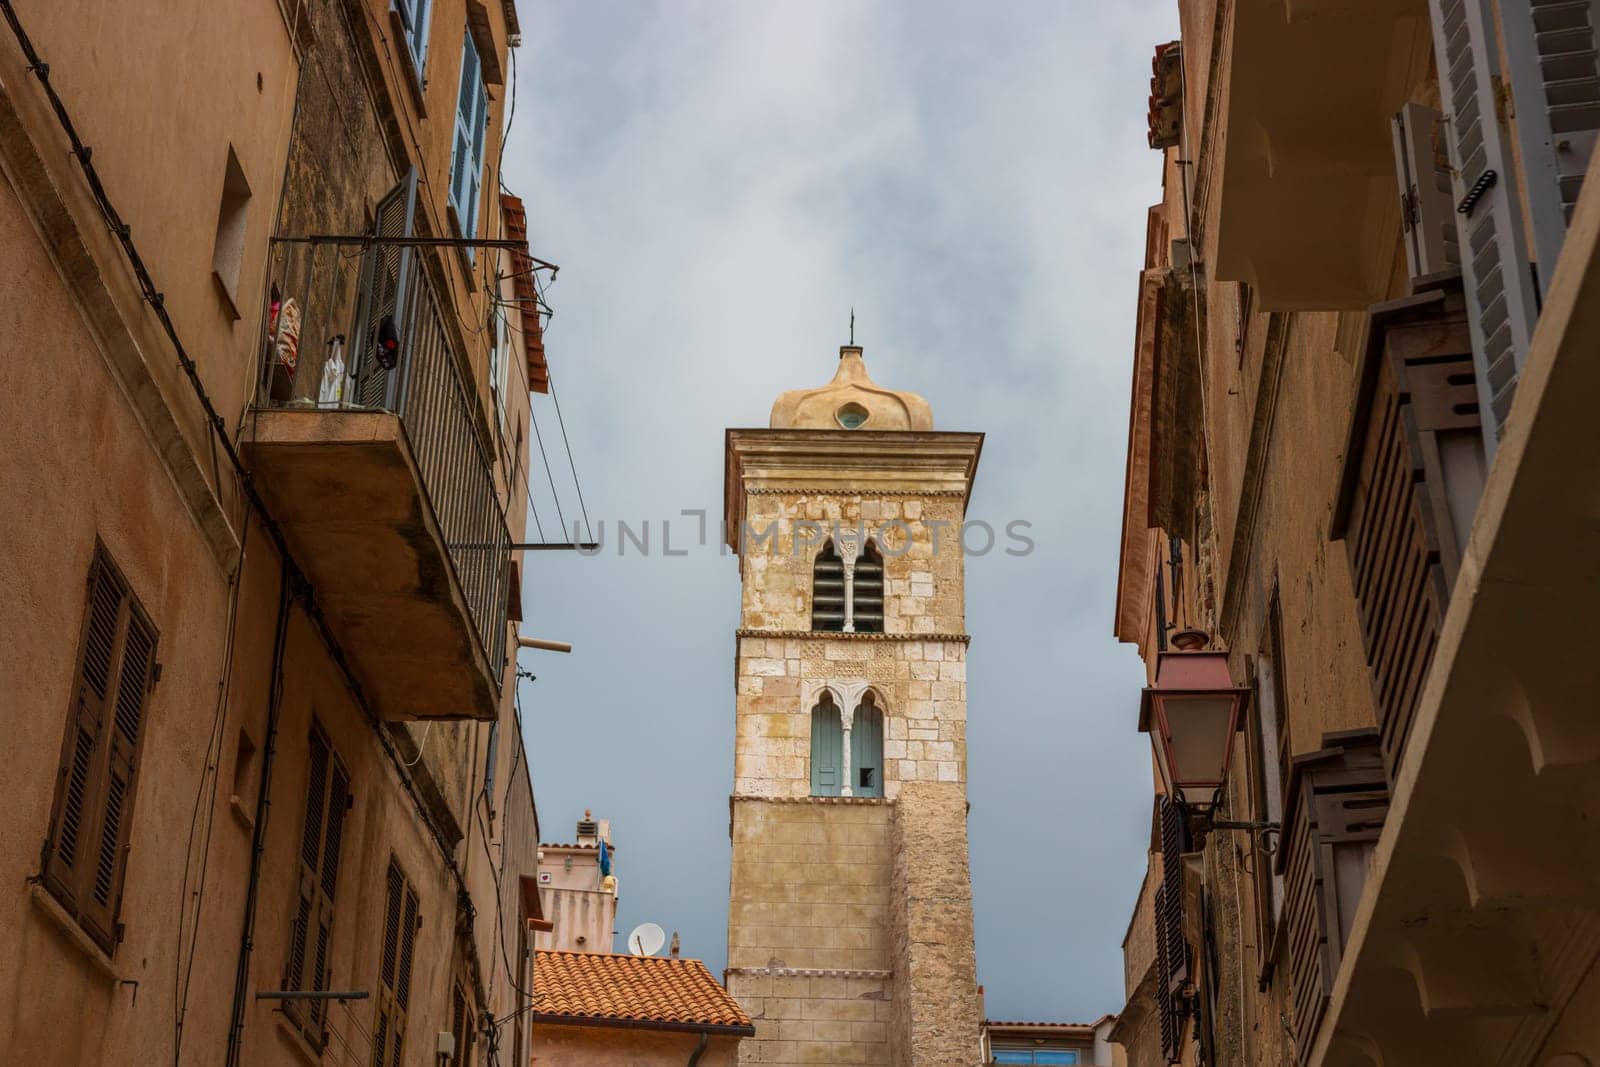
[[225, 570, 293, 1066], [687, 1030, 710, 1066]]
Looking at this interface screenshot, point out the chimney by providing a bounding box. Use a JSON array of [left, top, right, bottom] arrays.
[[575, 809, 598, 844], [669, 931, 681, 959]]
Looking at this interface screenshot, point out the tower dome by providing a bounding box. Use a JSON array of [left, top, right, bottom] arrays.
[[769, 345, 933, 431]]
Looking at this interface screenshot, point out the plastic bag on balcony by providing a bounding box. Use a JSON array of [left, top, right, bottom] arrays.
[[318, 335, 347, 409]]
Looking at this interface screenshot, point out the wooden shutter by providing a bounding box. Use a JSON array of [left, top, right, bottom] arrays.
[[1277, 732, 1389, 1064], [852, 541, 885, 633], [352, 170, 418, 411], [810, 695, 843, 796], [1156, 795, 1189, 1065], [374, 860, 419, 1067], [450, 33, 487, 239], [284, 723, 351, 1049], [1428, 0, 1542, 446], [850, 697, 884, 798], [450, 979, 474, 1067], [1333, 280, 1480, 781], [1501, 0, 1600, 291], [1392, 103, 1462, 279], [42, 546, 157, 955]]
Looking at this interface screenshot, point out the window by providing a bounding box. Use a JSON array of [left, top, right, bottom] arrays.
[[283, 722, 352, 1050], [809, 690, 843, 797], [1249, 597, 1290, 967], [812, 541, 845, 631], [810, 537, 885, 633], [41, 544, 158, 955], [373, 859, 419, 1067], [449, 29, 489, 241], [852, 539, 884, 633], [393, 0, 431, 75], [450, 975, 475, 1066], [851, 691, 884, 798], [993, 1048, 1080, 1064], [210, 146, 251, 314]]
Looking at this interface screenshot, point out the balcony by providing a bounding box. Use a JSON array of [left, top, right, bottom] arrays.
[[242, 236, 510, 721], [1213, 0, 1432, 309]]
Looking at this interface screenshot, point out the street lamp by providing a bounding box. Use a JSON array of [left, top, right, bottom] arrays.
[[1138, 629, 1252, 815]]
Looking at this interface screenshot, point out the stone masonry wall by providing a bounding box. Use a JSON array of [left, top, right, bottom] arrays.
[[739, 493, 967, 635], [729, 798, 893, 972], [729, 970, 893, 1066], [889, 783, 983, 1067], [735, 636, 968, 799]]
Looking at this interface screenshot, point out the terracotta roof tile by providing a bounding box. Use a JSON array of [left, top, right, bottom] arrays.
[[533, 951, 754, 1035], [498, 193, 548, 394]]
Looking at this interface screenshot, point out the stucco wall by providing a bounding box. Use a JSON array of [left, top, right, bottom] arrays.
[[532, 1024, 742, 1066]]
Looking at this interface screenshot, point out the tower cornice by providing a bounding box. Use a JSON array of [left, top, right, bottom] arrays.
[[722, 428, 984, 552]]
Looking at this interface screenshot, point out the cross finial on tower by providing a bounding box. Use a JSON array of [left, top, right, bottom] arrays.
[[850, 308, 855, 346]]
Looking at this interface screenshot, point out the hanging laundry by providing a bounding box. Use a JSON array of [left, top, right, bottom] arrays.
[[318, 334, 346, 408]]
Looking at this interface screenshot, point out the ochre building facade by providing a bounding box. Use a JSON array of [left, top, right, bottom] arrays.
[[1111, 2, 1600, 1066]]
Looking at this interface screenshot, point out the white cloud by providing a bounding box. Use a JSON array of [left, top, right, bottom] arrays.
[[506, 0, 1177, 1021]]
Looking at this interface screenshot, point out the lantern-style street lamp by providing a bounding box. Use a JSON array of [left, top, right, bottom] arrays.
[[1138, 629, 1252, 813]]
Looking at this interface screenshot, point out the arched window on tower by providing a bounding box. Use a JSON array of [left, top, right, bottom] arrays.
[[811, 541, 846, 631], [810, 690, 843, 796], [851, 691, 884, 797], [810, 538, 886, 633], [853, 540, 885, 633]]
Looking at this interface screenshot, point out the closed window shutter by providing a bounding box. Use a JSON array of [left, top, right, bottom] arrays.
[[285, 724, 351, 1049], [1392, 103, 1462, 279], [374, 861, 419, 1067], [809, 693, 843, 796], [1156, 796, 1189, 1064], [397, 0, 432, 73], [450, 32, 487, 239], [1278, 733, 1389, 1063], [1429, 0, 1542, 447], [850, 695, 884, 798], [1500, 0, 1600, 291], [352, 170, 419, 410], [43, 547, 156, 955]]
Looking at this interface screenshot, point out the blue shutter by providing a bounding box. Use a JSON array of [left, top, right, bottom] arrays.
[[850, 699, 884, 798], [396, 0, 431, 74], [810, 696, 842, 796], [450, 30, 488, 240]]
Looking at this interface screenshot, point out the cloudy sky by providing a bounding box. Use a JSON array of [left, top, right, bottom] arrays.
[[505, 1, 1174, 1023]]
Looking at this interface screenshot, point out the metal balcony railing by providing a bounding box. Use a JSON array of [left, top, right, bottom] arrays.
[[257, 235, 510, 685]]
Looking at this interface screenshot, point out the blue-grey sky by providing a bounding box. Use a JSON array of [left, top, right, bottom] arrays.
[[506, 1, 1173, 1023]]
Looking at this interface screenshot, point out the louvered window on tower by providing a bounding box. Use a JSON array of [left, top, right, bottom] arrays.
[[810, 538, 886, 633], [853, 540, 885, 633], [41, 544, 158, 956], [373, 858, 419, 1067], [283, 722, 352, 1050], [811, 541, 846, 631]]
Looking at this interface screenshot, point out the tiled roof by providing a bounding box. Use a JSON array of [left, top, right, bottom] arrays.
[[498, 193, 548, 394], [533, 951, 755, 1035]]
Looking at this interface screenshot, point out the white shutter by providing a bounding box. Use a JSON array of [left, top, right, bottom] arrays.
[[1429, 0, 1542, 450], [1500, 0, 1600, 292], [1392, 103, 1462, 278]]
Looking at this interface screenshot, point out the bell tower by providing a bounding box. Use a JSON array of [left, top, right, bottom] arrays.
[[723, 345, 984, 1066]]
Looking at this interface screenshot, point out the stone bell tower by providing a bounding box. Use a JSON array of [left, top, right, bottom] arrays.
[[722, 345, 984, 1066]]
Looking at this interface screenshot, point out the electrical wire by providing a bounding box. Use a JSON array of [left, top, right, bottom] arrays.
[[174, 496, 253, 1062]]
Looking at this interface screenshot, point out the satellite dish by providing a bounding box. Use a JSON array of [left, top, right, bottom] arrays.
[[626, 922, 666, 957]]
